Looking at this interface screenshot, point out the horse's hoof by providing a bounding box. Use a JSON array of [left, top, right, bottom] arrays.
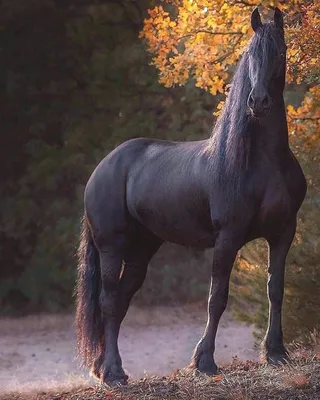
[[100, 363, 128, 386], [267, 353, 290, 366], [102, 376, 128, 387], [197, 364, 218, 376], [190, 355, 218, 376]]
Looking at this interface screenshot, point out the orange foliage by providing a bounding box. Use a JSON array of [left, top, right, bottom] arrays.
[[287, 85, 320, 146], [140, 1, 320, 139], [286, 1, 320, 83], [208, 374, 223, 382]]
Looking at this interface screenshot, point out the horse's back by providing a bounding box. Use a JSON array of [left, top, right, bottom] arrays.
[[85, 137, 194, 193], [86, 137, 207, 192]]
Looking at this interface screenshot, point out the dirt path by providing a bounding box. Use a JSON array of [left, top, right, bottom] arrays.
[[0, 305, 257, 393]]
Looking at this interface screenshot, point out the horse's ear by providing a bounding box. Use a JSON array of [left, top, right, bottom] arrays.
[[274, 7, 284, 30], [251, 8, 262, 32]]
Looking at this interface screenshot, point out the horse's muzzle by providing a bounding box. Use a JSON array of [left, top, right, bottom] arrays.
[[250, 107, 270, 118]]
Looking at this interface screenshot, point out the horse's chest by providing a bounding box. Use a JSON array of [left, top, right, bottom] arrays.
[[258, 178, 292, 232]]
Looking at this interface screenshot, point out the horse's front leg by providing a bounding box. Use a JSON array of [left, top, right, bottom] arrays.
[[262, 218, 297, 365], [191, 231, 241, 375]]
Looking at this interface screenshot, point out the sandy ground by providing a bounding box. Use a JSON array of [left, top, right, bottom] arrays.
[[0, 305, 258, 393]]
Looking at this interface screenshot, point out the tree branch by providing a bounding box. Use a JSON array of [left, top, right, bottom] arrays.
[[213, 34, 244, 64], [290, 116, 320, 121], [195, 30, 243, 36], [229, 0, 255, 6], [178, 30, 243, 42]]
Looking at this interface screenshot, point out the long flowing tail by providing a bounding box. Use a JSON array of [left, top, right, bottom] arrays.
[[75, 215, 103, 367]]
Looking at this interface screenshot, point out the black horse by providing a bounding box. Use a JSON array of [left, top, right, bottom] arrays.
[[76, 8, 306, 385]]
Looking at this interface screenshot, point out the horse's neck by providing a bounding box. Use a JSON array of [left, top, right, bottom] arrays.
[[251, 95, 289, 156], [212, 70, 289, 174]]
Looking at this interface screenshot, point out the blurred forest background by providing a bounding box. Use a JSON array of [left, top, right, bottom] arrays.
[[0, 0, 319, 344]]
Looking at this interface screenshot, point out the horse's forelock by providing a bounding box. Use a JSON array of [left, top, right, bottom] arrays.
[[249, 23, 283, 62]]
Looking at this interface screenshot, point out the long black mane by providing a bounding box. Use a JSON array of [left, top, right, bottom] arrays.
[[209, 51, 252, 175], [209, 23, 284, 180]]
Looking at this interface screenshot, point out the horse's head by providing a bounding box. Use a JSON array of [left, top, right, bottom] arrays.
[[247, 8, 287, 118]]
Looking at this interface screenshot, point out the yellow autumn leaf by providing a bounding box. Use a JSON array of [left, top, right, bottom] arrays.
[[208, 374, 223, 382]]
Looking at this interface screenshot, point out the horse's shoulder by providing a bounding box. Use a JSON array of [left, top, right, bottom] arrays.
[[259, 151, 306, 222], [283, 151, 307, 210]]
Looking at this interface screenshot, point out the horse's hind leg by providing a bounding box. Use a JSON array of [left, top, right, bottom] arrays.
[[97, 229, 162, 385], [117, 231, 162, 325], [96, 242, 126, 384]]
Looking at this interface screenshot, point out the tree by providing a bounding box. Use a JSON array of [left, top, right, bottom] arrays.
[[140, 0, 319, 138], [140, 0, 320, 342], [0, 0, 216, 312]]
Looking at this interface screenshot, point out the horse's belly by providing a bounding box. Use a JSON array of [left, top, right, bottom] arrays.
[[143, 222, 215, 248], [128, 201, 215, 248]]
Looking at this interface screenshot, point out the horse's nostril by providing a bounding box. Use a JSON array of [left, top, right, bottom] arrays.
[[262, 96, 269, 107]]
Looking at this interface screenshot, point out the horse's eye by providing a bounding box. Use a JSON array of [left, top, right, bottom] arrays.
[[280, 52, 285, 58]]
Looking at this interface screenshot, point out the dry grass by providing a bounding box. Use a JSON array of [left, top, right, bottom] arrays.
[[2, 354, 319, 400]]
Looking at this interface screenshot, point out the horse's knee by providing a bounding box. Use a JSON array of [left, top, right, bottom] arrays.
[[98, 248, 124, 309], [268, 282, 283, 304], [208, 296, 228, 318], [100, 263, 121, 310], [208, 278, 229, 310], [100, 270, 127, 322], [100, 284, 119, 319]]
